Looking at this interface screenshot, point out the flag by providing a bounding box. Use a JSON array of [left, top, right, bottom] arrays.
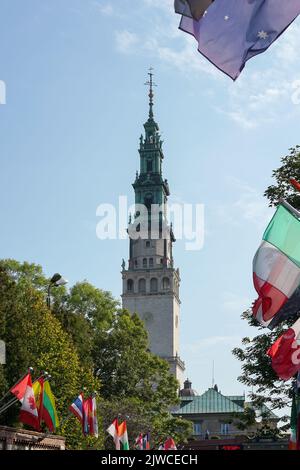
[[164, 437, 177, 450], [33, 379, 59, 432], [289, 393, 299, 450], [69, 393, 84, 423], [267, 318, 300, 380], [143, 432, 150, 450], [19, 373, 40, 431], [82, 398, 90, 436], [42, 380, 59, 432], [87, 396, 98, 438], [92, 397, 98, 437], [10, 373, 30, 403], [33, 378, 44, 427], [268, 287, 300, 330], [252, 203, 300, 329], [135, 433, 143, 450], [178, 0, 300, 80], [118, 420, 129, 450], [107, 418, 120, 450], [174, 0, 214, 20]]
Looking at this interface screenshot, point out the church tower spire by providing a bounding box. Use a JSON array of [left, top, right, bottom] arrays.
[[145, 67, 156, 120], [121, 71, 185, 387]]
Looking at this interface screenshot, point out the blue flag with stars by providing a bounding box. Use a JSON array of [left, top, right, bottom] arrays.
[[177, 0, 300, 80], [174, 0, 214, 20]]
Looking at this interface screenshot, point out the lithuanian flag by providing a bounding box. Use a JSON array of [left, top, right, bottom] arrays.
[[33, 379, 59, 432], [252, 203, 300, 328]]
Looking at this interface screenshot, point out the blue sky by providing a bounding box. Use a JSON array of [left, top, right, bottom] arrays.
[[1, 0, 300, 398]]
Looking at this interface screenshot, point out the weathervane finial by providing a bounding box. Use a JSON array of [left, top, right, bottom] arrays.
[[145, 67, 157, 119]]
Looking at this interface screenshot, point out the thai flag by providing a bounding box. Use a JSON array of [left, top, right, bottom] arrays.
[[69, 393, 84, 423]]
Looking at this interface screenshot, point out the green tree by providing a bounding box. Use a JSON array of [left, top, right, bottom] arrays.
[[233, 146, 300, 429], [52, 281, 117, 368], [0, 260, 102, 449], [0, 259, 192, 447]]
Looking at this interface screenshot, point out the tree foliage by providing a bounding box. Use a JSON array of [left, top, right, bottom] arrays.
[[0, 259, 191, 448]]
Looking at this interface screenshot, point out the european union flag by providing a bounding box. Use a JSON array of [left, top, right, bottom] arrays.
[[177, 0, 300, 80]]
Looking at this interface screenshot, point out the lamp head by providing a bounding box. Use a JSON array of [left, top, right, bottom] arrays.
[[50, 273, 68, 287]]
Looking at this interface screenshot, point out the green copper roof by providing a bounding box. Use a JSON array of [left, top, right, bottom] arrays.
[[176, 388, 245, 414], [226, 395, 245, 408]]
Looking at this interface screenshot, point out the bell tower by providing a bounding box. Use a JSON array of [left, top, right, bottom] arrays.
[[121, 70, 185, 386]]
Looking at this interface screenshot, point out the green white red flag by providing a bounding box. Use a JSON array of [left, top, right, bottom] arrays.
[[252, 203, 300, 329]]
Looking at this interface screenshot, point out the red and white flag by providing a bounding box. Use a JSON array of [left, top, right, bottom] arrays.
[[107, 418, 120, 450], [164, 437, 177, 450], [267, 318, 300, 380], [10, 373, 30, 403], [88, 396, 98, 438], [19, 374, 40, 431]]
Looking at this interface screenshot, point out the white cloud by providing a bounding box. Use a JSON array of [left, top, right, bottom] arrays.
[[115, 30, 139, 54], [92, 1, 114, 16], [214, 176, 272, 230]]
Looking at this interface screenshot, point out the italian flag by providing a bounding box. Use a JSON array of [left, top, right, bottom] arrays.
[[118, 420, 129, 450], [253, 204, 300, 328]]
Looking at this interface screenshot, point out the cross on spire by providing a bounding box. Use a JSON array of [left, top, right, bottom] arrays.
[[145, 67, 157, 120]]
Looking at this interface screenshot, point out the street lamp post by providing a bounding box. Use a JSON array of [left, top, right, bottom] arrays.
[[46, 273, 68, 309]]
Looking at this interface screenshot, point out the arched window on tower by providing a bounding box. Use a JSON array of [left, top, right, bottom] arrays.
[[143, 258, 147, 268], [162, 277, 170, 290], [127, 279, 134, 293], [150, 278, 158, 293], [144, 193, 153, 211], [149, 258, 153, 268], [138, 278, 146, 293]]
